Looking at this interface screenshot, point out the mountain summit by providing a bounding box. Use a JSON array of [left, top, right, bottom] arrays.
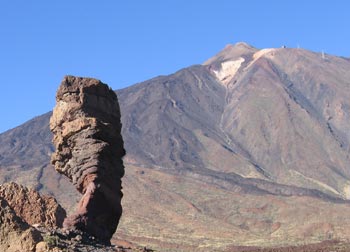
[[204, 42, 258, 65], [120, 43, 350, 200], [1, 44, 350, 250]]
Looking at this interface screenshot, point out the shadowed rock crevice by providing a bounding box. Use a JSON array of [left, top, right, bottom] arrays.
[[50, 76, 125, 243]]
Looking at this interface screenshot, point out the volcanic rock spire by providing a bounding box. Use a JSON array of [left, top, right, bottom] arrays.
[[50, 76, 125, 243]]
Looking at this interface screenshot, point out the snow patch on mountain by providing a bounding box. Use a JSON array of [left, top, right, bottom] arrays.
[[213, 57, 245, 85]]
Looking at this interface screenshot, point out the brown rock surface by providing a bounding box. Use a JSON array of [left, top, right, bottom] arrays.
[[0, 197, 42, 252], [50, 76, 125, 243], [0, 182, 66, 228]]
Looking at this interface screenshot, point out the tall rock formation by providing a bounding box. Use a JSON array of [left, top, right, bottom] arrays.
[[50, 76, 125, 243]]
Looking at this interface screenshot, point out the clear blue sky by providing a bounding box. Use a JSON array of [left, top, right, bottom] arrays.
[[0, 1, 349, 133]]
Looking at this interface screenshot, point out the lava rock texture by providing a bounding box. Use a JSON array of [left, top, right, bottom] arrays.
[[50, 76, 125, 243], [0, 182, 66, 228], [0, 197, 42, 252]]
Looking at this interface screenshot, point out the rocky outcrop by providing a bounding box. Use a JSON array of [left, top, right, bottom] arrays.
[[0, 182, 66, 228], [50, 76, 125, 243], [1, 192, 148, 252], [0, 197, 42, 252]]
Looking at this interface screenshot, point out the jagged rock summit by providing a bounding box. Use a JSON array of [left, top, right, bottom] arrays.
[[0, 182, 66, 228], [50, 75, 125, 243], [0, 182, 66, 252]]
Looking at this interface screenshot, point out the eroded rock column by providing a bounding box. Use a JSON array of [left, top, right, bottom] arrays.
[[50, 76, 125, 243]]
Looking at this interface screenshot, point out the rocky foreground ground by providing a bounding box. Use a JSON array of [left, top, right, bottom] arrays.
[[2, 182, 350, 251], [0, 181, 152, 252], [34, 237, 350, 252], [33, 228, 154, 252]]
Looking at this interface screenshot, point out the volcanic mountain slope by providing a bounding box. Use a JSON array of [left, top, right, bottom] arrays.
[[120, 42, 350, 199], [1, 42, 350, 250]]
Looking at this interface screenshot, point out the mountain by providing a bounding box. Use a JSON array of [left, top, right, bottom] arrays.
[[2, 42, 350, 250], [120, 42, 350, 199]]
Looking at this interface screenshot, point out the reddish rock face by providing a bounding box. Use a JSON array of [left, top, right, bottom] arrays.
[[50, 76, 125, 243], [0, 197, 42, 252], [0, 182, 66, 228]]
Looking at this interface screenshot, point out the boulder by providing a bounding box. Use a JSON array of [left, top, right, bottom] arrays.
[[0, 182, 66, 228], [0, 197, 42, 252]]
